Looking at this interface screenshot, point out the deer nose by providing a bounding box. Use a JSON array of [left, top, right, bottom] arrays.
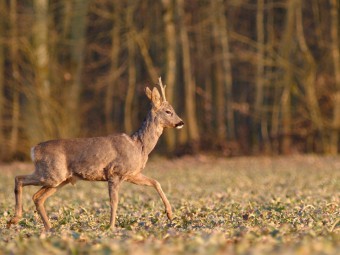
[[175, 121, 184, 129]]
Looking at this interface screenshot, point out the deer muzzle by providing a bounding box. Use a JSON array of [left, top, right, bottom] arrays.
[[175, 121, 184, 129]]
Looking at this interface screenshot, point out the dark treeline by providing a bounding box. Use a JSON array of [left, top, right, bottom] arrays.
[[0, 0, 339, 160]]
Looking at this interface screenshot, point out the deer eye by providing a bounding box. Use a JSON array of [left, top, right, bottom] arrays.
[[165, 110, 172, 115]]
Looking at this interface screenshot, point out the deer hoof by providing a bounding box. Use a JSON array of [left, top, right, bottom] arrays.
[[40, 227, 55, 237], [7, 217, 20, 228], [166, 211, 173, 221], [43, 227, 52, 233]]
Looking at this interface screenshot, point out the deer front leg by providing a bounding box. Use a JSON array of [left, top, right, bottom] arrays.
[[108, 176, 121, 229], [127, 174, 173, 220]]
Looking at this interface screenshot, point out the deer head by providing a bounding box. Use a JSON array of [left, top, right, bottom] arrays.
[[145, 77, 184, 129]]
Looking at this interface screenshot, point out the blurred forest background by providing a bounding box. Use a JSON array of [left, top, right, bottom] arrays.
[[0, 0, 339, 160]]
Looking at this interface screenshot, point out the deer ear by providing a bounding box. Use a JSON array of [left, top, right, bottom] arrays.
[[145, 87, 152, 100], [151, 87, 162, 109]]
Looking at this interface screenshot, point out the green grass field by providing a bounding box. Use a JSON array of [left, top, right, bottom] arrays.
[[0, 156, 339, 254]]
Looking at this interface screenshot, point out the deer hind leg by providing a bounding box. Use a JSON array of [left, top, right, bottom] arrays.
[[127, 174, 173, 220], [33, 180, 70, 231], [33, 187, 57, 231], [7, 174, 42, 228]]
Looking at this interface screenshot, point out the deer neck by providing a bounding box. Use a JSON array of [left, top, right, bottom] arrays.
[[131, 110, 163, 156]]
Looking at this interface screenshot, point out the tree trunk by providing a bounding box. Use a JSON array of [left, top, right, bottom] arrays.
[[105, 2, 121, 133], [62, 0, 72, 40], [330, 0, 340, 154], [196, 18, 213, 139], [211, 0, 226, 143], [33, 0, 54, 141], [162, 0, 177, 153], [9, 0, 20, 158], [0, 0, 5, 159], [218, 1, 235, 141], [68, 0, 89, 137], [280, 0, 297, 154], [254, 0, 266, 153], [211, 0, 235, 143], [269, 0, 279, 154], [296, 0, 326, 152], [177, 0, 199, 148], [124, 3, 136, 135]]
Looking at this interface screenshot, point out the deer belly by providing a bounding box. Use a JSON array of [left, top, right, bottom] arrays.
[[70, 162, 109, 181]]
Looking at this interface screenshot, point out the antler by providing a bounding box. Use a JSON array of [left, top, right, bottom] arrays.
[[158, 77, 167, 102]]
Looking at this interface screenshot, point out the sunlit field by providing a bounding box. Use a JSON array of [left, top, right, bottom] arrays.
[[0, 156, 339, 254]]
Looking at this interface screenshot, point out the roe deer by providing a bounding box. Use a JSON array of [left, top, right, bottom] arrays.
[[7, 77, 184, 231]]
